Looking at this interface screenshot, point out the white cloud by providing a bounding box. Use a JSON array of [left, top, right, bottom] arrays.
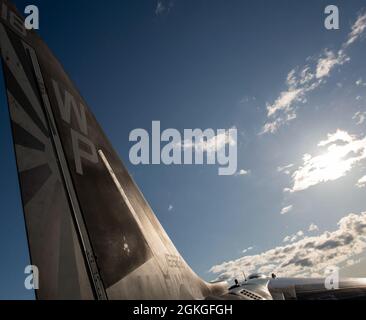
[[297, 230, 304, 237], [261, 68, 316, 135], [317, 129, 354, 146], [168, 204, 174, 211], [277, 164, 294, 175], [344, 11, 366, 47], [155, 1, 165, 15], [346, 258, 361, 267], [261, 51, 343, 134], [266, 88, 305, 118], [353, 111, 366, 125], [210, 211, 366, 281], [315, 50, 349, 79], [261, 12, 366, 134], [242, 246, 253, 254], [261, 117, 288, 134], [356, 175, 366, 188], [280, 205, 293, 215], [356, 95, 362, 101], [356, 78, 366, 87], [283, 230, 305, 243], [178, 129, 237, 155], [309, 223, 319, 232], [240, 96, 257, 104], [155, 0, 174, 16], [289, 130, 366, 192], [236, 169, 250, 176]]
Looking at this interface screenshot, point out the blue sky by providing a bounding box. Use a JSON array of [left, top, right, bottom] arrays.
[[1, 0, 366, 299]]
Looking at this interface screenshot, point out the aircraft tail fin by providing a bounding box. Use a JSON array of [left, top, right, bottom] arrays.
[[0, 0, 226, 299]]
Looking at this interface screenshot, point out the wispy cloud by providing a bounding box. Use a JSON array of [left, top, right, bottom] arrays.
[[210, 211, 366, 281], [356, 175, 366, 188], [280, 205, 293, 215], [261, 11, 366, 134], [283, 230, 304, 243], [236, 169, 250, 176], [344, 11, 366, 47], [155, 0, 174, 16], [277, 164, 294, 175], [242, 246, 253, 254], [288, 130, 366, 192], [308, 223, 319, 232], [356, 78, 366, 87], [168, 204, 174, 211], [353, 111, 366, 125], [177, 129, 237, 155], [316, 50, 349, 79], [239, 96, 257, 104]]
